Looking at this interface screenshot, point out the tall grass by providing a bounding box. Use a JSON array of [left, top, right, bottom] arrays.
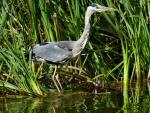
[[0, 0, 150, 95], [0, 0, 9, 41]]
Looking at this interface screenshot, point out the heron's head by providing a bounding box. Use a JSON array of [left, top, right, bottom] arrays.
[[87, 3, 115, 14]]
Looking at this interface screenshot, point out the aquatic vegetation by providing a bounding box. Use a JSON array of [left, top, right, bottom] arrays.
[[0, 0, 150, 96]]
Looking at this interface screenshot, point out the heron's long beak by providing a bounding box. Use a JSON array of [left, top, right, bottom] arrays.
[[96, 6, 116, 12]]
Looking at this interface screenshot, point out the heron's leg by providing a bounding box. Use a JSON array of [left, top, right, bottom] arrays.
[[52, 65, 61, 93], [75, 56, 80, 73], [55, 73, 64, 92], [55, 65, 64, 92]]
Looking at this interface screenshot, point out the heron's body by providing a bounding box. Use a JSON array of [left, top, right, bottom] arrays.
[[33, 41, 76, 64], [32, 3, 115, 93]]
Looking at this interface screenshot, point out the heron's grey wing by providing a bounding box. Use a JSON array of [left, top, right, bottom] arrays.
[[33, 43, 72, 63]]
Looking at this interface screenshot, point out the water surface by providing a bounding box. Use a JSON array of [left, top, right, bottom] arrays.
[[1, 82, 150, 113], [0, 92, 123, 113]]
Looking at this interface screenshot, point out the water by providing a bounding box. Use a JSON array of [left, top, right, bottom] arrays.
[[1, 82, 150, 113], [0, 92, 123, 113]]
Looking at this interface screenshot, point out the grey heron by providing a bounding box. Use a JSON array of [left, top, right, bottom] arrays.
[[32, 3, 115, 93]]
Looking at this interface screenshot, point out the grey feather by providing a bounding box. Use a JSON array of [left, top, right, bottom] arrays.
[[33, 41, 76, 63]]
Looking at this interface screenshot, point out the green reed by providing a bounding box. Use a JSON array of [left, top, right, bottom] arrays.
[[0, 0, 9, 41], [105, 0, 150, 108], [0, 0, 150, 95], [0, 40, 43, 95]]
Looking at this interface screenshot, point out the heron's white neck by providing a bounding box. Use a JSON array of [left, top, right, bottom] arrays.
[[77, 9, 93, 49], [72, 9, 94, 57]]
